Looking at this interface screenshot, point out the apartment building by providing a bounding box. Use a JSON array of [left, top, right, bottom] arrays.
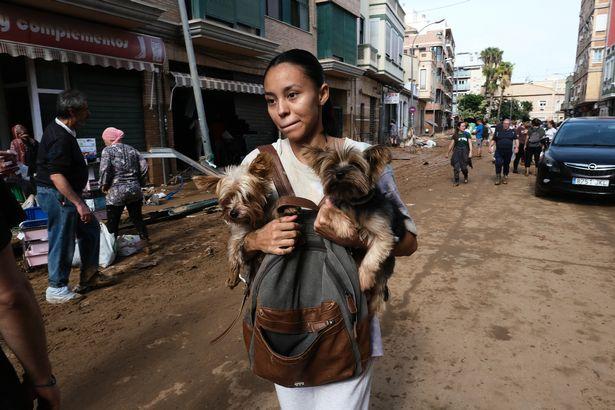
[[452, 51, 485, 116], [571, 0, 611, 116], [357, 0, 406, 143], [599, 0, 615, 114], [504, 79, 566, 122], [406, 23, 455, 132]]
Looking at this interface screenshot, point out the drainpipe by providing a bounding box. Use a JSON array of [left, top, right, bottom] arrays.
[[177, 0, 214, 166]]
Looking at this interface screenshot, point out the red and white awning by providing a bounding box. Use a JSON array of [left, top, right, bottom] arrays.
[[170, 71, 264, 94], [0, 40, 159, 72]]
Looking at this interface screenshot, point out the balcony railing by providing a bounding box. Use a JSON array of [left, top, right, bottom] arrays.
[[191, 0, 265, 33]]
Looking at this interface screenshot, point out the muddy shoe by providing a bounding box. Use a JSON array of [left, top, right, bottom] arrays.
[[464, 178, 469, 184], [495, 175, 502, 185], [74, 273, 117, 294], [512, 169, 519, 174], [524, 168, 529, 176], [503, 175, 508, 184]]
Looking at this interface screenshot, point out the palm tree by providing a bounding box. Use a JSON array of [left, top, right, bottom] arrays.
[[480, 47, 504, 116], [496, 62, 514, 119]]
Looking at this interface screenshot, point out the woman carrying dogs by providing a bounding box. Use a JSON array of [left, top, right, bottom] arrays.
[[238, 49, 417, 409], [446, 121, 473, 186]]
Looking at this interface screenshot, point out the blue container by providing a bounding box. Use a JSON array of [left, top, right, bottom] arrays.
[[25, 207, 48, 221]]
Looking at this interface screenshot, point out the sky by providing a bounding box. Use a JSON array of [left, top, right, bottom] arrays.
[[399, 0, 580, 82]]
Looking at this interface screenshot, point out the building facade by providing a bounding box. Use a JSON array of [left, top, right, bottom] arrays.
[[571, 0, 611, 116], [503, 80, 566, 122], [405, 23, 455, 132], [452, 51, 484, 116], [599, 0, 615, 114]]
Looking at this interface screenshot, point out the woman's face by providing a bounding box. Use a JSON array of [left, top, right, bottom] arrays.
[[14, 125, 29, 140], [459, 122, 467, 131], [264, 63, 328, 143]]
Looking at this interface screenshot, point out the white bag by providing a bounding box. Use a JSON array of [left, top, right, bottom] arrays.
[[116, 234, 144, 257], [72, 222, 116, 268]]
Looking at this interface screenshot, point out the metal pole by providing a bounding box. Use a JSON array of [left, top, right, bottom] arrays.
[[177, 0, 214, 166]]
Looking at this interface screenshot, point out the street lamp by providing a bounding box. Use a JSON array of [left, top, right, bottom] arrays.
[[409, 18, 445, 133]]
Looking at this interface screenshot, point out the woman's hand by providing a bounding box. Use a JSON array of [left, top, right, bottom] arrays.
[[314, 199, 365, 249], [244, 215, 300, 255]]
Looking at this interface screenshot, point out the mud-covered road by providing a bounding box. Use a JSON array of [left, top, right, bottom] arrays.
[[20, 143, 615, 409]]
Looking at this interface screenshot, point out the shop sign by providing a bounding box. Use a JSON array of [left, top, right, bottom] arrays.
[[0, 3, 165, 63], [384, 92, 400, 104]]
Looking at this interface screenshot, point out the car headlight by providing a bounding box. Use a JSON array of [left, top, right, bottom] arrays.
[[543, 151, 560, 172]]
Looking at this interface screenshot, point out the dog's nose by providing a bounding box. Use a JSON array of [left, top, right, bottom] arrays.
[[335, 171, 345, 179], [229, 209, 239, 219]]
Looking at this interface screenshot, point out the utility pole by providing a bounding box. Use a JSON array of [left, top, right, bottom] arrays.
[[177, 0, 214, 166]]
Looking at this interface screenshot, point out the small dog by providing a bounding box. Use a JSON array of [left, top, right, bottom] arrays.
[[303, 145, 398, 313], [200, 153, 275, 289]]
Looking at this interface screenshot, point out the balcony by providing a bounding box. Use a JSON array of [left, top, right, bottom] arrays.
[[455, 69, 471, 78], [358, 44, 380, 72], [454, 83, 470, 92], [426, 102, 442, 111], [11, 0, 167, 29], [189, 0, 279, 58]]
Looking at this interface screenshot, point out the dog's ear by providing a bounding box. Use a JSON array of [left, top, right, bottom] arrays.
[[363, 145, 391, 181], [249, 152, 274, 179], [199, 175, 221, 193], [301, 146, 328, 175]]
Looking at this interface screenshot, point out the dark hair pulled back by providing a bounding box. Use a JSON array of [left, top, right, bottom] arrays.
[[264, 49, 338, 137]]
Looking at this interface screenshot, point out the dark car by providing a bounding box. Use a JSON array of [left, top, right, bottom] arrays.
[[535, 117, 615, 197]]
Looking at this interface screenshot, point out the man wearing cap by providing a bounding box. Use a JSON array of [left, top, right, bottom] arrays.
[[36, 90, 115, 304]]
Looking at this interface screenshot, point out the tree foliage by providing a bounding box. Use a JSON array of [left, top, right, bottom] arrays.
[[480, 47, 504, 117], [490, 98, 533, 121], [496, 61, 514, 118], [457, 93, 486, 119]]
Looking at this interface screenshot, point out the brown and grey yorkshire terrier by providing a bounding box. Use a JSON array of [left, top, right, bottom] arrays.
[[201, 153, 275, 289], [303, 144, 401, 313]]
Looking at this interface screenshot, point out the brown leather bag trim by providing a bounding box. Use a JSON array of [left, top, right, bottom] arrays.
[[258, 144, 295, 197], [276, 196, 319, 213]]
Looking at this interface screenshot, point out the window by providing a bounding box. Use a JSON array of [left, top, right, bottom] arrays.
[[539, 100, 547, 111], [595, 14, 608, 31], [593, 48, 604, 62], [266, 0, 309, 31], [358, 16, 365, 44], [385, 22, 392, 57], [420, 69, 427, 90], [369, 18, 379, 47]]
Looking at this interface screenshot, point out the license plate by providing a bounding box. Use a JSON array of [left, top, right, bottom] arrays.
[[572, 178, 610, 187]]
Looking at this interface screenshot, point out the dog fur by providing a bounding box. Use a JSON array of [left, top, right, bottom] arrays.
[[200, 153, 275, 289], [303, 144, 396, 313]]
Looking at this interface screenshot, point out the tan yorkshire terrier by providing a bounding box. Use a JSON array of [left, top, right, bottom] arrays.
[[201, 153, 275, 289], [304, 145, 400, 313]]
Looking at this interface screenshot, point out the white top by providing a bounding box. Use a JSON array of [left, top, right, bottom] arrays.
[[55, 118, 76, 137], [545, 128, 557, 142], [242, 137, 383, 358], [242, 137, 370, 204]]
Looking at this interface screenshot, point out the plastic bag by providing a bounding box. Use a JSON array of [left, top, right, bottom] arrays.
[[72, 222, 116, 268], [116, 234, 144, 257]]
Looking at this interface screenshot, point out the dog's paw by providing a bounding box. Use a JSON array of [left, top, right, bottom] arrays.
[[226, 274, 241, 289], [359, 268, 376, 291]]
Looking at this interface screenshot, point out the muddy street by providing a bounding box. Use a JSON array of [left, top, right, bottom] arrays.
[[24, 145, 615, 409]]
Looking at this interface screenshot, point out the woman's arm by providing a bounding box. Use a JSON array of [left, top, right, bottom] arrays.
[[98, 148, 113, 192], [446, 139, 454, 157]]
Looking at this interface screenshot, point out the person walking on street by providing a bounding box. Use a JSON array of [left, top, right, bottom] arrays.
[[99, 127, 150, 243], [36, 90, 115, 303], [489, 118, 519, 185], [513, 120, 528, 173], [545, 120, 557, 145], [473, 119, 486, 158], [389, 119, 398, 146], [446, 121, 473, 186], [524, 118, 545, 176], [0, 152, 61, 410]]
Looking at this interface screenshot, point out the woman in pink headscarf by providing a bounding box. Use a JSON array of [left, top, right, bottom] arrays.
[[99, 127, 149, 242]]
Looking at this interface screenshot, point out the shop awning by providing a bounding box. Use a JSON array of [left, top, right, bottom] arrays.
[[171, 71, 264, 95], [0, 40, 159, 72]]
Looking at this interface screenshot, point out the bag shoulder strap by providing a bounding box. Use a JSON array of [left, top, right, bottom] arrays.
[[258, 144, 295, 197]]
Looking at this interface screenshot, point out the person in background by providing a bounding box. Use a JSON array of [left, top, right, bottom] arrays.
[[36, 90, 115, 303], [545, 120, 557, 144], [489, 118, 518, 185], [10, 125, 38, 178], [0, 151, 61, 410], [446, 121, 473, 186], [389, 119, 398, 146], [524, 118, 545, 176], [99, 127, 150, 244], [473, 119, 485, 158], [513, 120, 528, 174]]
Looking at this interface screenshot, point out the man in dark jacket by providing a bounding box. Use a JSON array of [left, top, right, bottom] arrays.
[[488, 118, 519, 185], [36, 90, 114, 304]]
